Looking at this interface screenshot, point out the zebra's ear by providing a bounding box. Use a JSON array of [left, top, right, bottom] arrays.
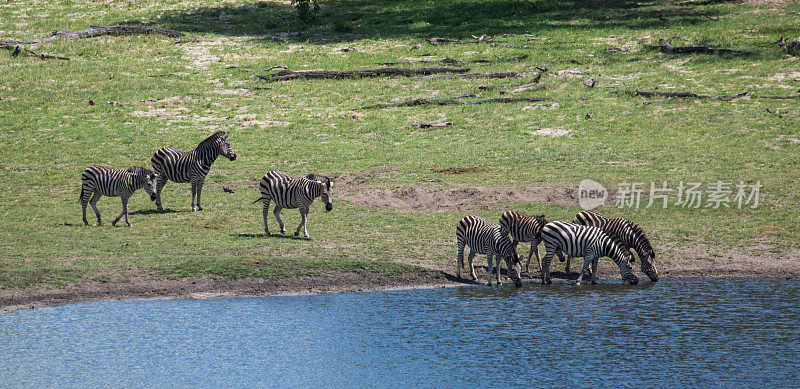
[[222, 132, 229, 139]]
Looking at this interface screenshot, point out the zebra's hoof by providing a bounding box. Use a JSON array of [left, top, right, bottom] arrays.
[[197, 207, 203, 211], [293, 231, 299, 236]]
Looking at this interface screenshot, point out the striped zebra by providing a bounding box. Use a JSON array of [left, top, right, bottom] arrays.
[[150, 131, 236, 212], [570, 211, 658, 282], [540, 221, 638, 285], [456, 215, 522, 287], [80, 165, 158, 227], [498, 210, 565, 273], [253, 171, 333, 237]]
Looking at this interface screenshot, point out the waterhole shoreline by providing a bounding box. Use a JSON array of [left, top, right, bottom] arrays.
[[2, 265, 798, 315]]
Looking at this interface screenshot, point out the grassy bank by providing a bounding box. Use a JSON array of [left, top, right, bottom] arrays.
[[1, 0, 798, 293]]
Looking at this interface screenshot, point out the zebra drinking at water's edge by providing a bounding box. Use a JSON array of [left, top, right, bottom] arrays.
[[540, 221, 638, 286], [150, 131, 236, 212], [253, 171, 333, 238], [499, 210, 565, 273], [456, 215, 522, 287], [570, 211, 658, 282], [80, 165, 158, 227]]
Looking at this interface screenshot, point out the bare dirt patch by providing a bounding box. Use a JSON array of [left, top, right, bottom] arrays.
[[339, 184, 577, 212], [431, 167, 485, 174]]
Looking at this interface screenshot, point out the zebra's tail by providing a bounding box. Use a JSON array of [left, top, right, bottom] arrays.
[[79, 185, 85, 203], [252, 197, 264, 204]]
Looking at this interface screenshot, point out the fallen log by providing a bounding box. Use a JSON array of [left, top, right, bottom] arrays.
[[412, 72, 519, 80], [1, 44, 69, 60], [379, 54, 528, 66], [257, 67, 471, 81], [657, 39, 754, 56], [2, 25, 182, 45], [618, 90, 750, 100], [359, 96, 554, 110]]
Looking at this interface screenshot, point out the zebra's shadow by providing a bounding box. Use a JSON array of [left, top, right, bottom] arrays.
[[231, 233, 310, 241], [129, 208, 184, 215]]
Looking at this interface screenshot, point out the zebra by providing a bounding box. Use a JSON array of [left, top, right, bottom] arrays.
[[540, 221, 638, 286], [150, 131, 236, 212], [80, 165, 158, 227], [253, 171, 333, 238], [569, 211, 658, 282], [498, 210, 565, 273], [456, 215, 522, 287]]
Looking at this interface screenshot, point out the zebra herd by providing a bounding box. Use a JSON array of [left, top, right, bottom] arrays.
[[457, 210, 657, 286], [80, 131, 656, 286], [80, 132, 333, 237]]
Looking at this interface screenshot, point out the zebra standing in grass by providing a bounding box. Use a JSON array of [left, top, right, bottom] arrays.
[[569, 211, 658, 282], [150, 131, 236, 212], [540, 221, 638, 286], [456, 215, 522, 287], [253, 171, 333, 237], [499, 210, 565, 273], [80, 165, 158, 227]]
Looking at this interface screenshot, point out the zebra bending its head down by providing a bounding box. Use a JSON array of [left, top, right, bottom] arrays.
[[456, 215, 522, 287], [80, 165, 158, 227], [150, 131, 236, 212], [540, 221, 638, 286], [572, 211, 658, 282], [498, 210, 565, 273], [254, 171, 333, 238]]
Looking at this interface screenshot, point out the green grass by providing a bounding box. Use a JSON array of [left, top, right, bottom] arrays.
[[1, 0, 799, 289]]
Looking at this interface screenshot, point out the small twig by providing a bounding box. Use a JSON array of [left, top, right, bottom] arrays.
[[148, 73, 179, 78], [238, 86, 272, 90], [2, 44, 69, 60]]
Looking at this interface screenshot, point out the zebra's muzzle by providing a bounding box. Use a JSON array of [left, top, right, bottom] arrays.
[[226, 153, 237, 161], [150, 194, 157, 201], [325, 203, 333, 212]]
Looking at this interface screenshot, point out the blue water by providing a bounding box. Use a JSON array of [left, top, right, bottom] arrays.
[[2, 279, 799, 388]]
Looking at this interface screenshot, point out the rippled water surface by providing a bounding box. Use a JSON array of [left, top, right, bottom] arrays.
[[2, 279, 799, 387]]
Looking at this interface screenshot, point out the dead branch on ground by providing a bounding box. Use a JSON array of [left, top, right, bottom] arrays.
[[1, 44, 69, 60], [257, 67, 471, 81], [1, 25, 182, 45], [617, 90, 750, 100], [412, 72, 519, 80], [359, 96, 554, 110], [656, 39, 754, 56]]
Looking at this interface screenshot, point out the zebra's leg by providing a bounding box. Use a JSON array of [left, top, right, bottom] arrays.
[[112, 195, 131, 227], [81, 190, 90, 226], [456, 244, 464, 280], [190, 179, 197, 212], [195, 179, 205, 211], [529, 240, 541, 273], [89, 192, 102, 225], [155, 175, 167, 211], [486, 252, 495, 286], [540, 246, 555, 285], [565, 256, 572, 273], [467, 251, 477, 281], [577, 254, 596, 286], [294, 206, 309, 237], [273, 206, 285, 234], [262, 198, 271, 235]]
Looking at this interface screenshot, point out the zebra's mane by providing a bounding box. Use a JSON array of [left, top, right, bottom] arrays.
[[126, 166, 153, 177], [630, 224, 654, 256], [604, 230, 630, 255], [305, 173, 332, 188], [198, 131, 226, 148]]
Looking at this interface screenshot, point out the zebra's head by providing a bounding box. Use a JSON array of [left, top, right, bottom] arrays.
[[631, 224, 658, 282], [499, 234, 522, 287], [128, 167, 158, 201], [307, 174, 333, 212], [607, 233, 639, 285], [218, 132, 236, 161], [145, 172, 159, 201]]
